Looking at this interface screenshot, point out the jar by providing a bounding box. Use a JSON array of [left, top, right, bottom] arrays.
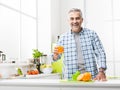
[[40, 54, 47, 64]]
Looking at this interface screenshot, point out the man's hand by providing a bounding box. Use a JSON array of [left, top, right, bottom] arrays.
[[53, 47, 59, 60], [93, 71, 107, 81]]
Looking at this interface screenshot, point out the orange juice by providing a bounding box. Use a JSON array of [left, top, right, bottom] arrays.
[[56, 46, 64, 54]]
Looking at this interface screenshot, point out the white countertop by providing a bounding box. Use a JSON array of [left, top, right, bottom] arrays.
[[0, 79, 120, 88]]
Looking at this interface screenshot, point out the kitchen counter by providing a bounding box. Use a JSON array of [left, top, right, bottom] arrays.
[[0, 79, 120, 90]]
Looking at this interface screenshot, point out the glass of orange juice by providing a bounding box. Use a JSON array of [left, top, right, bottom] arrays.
[[56, 45, 64, 54]]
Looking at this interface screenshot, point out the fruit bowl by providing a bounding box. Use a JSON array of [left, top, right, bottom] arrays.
[[42, 67, 53, 74]]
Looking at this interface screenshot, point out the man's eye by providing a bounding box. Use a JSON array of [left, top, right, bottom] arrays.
[[70, 18, 74, 20], [70, 17, 80, 20], [76, 17, 80, 20]]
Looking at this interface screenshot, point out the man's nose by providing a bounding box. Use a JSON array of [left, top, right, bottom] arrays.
[[73, 19, 77, 23]]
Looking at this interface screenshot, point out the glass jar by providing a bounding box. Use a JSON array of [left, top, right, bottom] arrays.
[[40, 54, 47, 64]]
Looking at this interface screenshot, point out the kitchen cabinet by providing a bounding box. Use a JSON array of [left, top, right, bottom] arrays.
[[0, 79, 120, 90]]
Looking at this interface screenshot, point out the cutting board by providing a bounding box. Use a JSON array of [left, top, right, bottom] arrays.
[[60, 79, 94, 83]]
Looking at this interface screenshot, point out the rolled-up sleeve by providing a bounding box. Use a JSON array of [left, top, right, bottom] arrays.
[[92, 32, 107, 70]]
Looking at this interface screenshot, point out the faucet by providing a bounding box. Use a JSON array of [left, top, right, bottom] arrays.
[[0, 51, 6, 62], [2, 54, 6, 61], [0, 51, 3, 61]]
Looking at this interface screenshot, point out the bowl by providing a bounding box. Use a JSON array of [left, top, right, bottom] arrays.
[[42, 68, 53, 74]]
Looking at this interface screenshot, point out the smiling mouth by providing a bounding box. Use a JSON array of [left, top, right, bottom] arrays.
[[72, 23, 79, 26], [73, 25, 79, 28]]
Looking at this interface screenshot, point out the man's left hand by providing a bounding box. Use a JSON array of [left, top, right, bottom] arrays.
[[93, 72, 107, 81]]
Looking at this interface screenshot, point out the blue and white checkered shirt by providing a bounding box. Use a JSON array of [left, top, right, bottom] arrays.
[[57, 28, 107, 79]]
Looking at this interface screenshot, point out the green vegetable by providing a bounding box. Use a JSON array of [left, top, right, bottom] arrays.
[[17, 68, 23, 75], [72, 71, 80, 80], [32, 49, 43, 59]]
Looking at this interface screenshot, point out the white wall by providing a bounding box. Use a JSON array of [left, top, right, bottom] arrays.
[[51, 0, 61, 43], [20, 0, 37, 61], [38, 0, 51, 55], [0, 0, 20, 60], [0, 0, 52, 61]]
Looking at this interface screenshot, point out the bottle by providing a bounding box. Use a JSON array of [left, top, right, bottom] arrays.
[[51, 35, 60, 52]]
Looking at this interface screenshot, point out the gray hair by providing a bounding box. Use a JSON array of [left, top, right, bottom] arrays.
[[68, 8, 83, 18]]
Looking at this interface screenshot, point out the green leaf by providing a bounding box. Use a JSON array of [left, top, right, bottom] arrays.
[[32, 49, 43, 58], [71, 71, 81, 81]]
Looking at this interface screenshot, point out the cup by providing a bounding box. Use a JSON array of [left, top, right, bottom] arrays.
[[56, 45, 64, 54]]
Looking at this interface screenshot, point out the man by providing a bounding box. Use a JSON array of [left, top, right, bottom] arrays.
[[53, 8, 107, 81]]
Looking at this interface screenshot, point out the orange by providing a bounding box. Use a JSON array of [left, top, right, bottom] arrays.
[[82, 72, 92, 81], [77, 73, 84, 81], [56, 46, 64, 54], [77, 72, 92, 82]]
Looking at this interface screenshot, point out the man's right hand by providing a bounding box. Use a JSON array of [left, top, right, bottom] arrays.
[[53, 47, 59, 60]]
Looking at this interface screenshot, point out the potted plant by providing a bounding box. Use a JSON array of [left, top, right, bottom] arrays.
[[32, 49, 43, 73], [32, 49, 43, 59]]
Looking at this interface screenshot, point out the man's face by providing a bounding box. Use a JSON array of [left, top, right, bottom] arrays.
[[68, 11, 83, 33]]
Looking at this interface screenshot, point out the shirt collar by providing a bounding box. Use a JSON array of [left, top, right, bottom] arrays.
[[70, 27, 84, 34]]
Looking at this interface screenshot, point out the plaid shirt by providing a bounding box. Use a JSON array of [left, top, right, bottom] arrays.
[[57, 28, 107, 79]]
